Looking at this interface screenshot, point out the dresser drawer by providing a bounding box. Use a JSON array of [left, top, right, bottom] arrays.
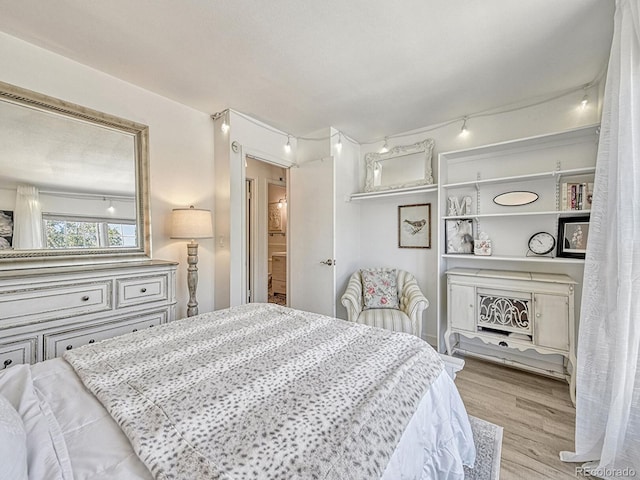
[[0, 337, 37, 369], [0, 282, 112, 323], [44, 310, 168, 359], [116, 275, 168, 309], [272, 279, 287, 295]]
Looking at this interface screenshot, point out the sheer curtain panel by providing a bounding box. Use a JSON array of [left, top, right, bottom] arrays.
[[560, 0, 640, 478], [13, 185, 43, 249]]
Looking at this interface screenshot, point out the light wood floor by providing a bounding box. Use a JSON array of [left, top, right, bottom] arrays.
[[455, 357, 579, 480]]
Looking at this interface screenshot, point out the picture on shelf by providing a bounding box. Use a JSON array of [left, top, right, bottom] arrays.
[[445, 218, 474, 254], [557, 216, 590, 259], [0, 210, 13, 250], [398, 203, 431, 248]]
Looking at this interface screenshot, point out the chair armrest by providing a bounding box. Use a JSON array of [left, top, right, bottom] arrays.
[[341, 273, 363, 322], [400, 278, 429, 337]]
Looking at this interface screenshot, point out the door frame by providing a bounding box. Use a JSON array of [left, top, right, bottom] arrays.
[[235, 146, 294, 306]]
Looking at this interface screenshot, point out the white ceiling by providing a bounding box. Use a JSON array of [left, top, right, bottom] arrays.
[[0, 0, 614, 142]]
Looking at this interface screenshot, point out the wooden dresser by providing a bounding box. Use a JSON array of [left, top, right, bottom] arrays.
[[0, 260, 177, 369]]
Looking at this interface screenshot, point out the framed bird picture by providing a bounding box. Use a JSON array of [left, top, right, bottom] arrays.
[[398, 203, 431, 248]]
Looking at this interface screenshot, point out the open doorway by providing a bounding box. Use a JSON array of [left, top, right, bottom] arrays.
[[245, 156, 288, 305]]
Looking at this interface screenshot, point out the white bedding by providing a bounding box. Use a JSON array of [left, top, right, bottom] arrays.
[[0, 305, 475, 480]]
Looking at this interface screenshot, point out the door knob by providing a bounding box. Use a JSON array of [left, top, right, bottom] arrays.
[[320, 259, 335, 266]]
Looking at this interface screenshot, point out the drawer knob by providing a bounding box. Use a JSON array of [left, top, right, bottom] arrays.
[[3, 359, 12, 368], [81, 295, 90, 301], [88, 339, 95, 344], [140, 287, 147, 293], [132, 328, 138, 332], [498, 341, 508, 348], [66, 345, 73, 350]]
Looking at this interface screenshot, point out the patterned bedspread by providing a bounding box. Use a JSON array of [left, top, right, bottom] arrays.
[[64, 303, 444, 480]]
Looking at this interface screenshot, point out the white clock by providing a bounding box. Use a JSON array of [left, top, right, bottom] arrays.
[[528, 232, 556, 255]]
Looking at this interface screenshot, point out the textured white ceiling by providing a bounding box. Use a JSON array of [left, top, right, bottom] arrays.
[[0, 0, 614, 142]]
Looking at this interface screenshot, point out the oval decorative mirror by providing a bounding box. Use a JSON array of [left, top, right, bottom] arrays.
[[493, 191, 539, 206], [0, 80, 150, 268]]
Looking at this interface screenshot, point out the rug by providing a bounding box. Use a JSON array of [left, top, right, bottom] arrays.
[[465, 415, 503, 480]]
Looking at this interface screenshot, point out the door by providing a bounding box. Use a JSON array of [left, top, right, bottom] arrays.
[[288, 156, 336, 316]]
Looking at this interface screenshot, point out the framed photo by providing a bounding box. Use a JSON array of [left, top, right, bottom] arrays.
[[0, 210, 13, 250], [445, 219, 474, 254], [268, 203, 283, 233], [557, 216, 590, 259], [398, 203, 431, 248]]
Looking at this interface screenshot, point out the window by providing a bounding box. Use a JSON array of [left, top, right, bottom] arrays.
[[43, 215, 137, 249]]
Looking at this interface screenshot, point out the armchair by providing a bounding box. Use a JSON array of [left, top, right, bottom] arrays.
[[341, 269, 429, 338]]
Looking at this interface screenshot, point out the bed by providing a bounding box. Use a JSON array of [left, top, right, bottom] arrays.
[[0, 303, 475, 480]]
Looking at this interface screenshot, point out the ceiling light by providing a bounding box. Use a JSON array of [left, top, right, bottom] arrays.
[[380, 137, 389, 153], [460, 117, 469, 136], [336, 133, 342, 152], [284, 135, 291, 153], [221, 115, 229, 133], [580, 94, 589, 110]]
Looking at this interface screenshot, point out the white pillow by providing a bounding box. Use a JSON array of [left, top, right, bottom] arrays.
[[0, 393, 28, 480]]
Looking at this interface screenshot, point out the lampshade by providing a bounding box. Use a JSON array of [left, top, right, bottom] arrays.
[[170, 206, 213, 239]]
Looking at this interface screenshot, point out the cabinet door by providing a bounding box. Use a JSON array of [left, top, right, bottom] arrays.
[[449, 283, 475, 332], [535, 294, 569, 352]]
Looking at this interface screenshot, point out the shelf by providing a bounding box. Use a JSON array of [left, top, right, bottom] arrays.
[[350, 184, 438, 200], [443, 209, 591, 220], [442, 254, 585, 264], [442, 167, 596, 189]]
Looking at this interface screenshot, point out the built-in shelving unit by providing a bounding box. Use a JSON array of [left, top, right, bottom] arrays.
[[436, 124, 599, 379]]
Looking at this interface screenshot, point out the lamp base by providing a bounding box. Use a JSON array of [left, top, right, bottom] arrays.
[[186, 241, 199, 317]]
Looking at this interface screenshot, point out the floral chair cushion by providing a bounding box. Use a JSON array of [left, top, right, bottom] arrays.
[[361, 268, 399, 309]]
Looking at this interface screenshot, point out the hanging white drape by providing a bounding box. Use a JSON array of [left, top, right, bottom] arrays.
[[560, 0, 640, 478], [13, 185, 43, 249]]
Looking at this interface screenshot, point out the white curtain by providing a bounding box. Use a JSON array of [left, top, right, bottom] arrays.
[[560, 0, 640, 478], [13, 185, 43, 249]]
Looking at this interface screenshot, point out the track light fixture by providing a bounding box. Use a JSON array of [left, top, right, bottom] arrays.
[[460, 117, 469, 136], [380, 137, 389, 153], [336, 133, 343, 152], [284, 135, 292, 153], [580, 94, 589, 110], [221, 111, 229, 133]]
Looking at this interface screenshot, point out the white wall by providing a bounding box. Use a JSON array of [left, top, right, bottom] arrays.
[[213, 109, 296, 309], [357, 86, 602, 345], [0, 32, 215, 319]]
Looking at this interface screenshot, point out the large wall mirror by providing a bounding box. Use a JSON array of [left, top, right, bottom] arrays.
[[0, 80, 150, 268], [364, 139, 435, 192]]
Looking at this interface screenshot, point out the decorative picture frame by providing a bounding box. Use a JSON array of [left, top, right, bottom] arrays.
[[557, 215, 590, 259], [445, 218, 475, 254], [0, 210, 13, 250], [398, 203, 431, 248], [268, 203, 283, 233]]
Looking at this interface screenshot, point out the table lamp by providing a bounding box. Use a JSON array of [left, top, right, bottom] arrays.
[[170, 205, 213, 317]]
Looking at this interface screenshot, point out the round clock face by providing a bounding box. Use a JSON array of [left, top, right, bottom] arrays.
[[528, 232, 556, 255]]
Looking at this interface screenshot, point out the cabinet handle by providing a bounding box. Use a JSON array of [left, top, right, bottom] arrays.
[[88, 339, 95, 344], [3, 359, 12, 368], [66, 345, 73, 350], [140, 287, 147, 293], [132, 328, 138, 332], [498, 341, 508, 348], [81, 295, 90, 301]]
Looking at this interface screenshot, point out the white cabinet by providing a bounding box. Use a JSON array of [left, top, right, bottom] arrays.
[[445, 268, 577, 403], [0, 260, 177, 366]]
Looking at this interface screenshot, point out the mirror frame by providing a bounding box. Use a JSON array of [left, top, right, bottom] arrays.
[[364, 139, 435, 192], [0, 80, 151, 268]]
